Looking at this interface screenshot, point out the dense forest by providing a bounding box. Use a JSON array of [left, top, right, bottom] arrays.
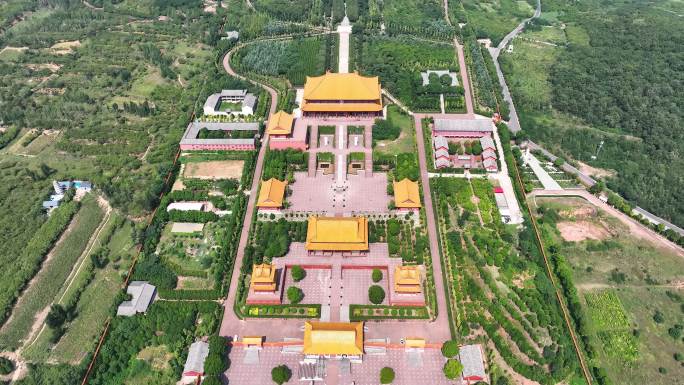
[[548, 2, 683, 225], [504, 0, 684, 226]]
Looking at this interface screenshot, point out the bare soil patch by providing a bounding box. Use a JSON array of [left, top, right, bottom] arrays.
[[183, 160, 244, 180], [25, 63, 61, 72], [0, 46, 28, 54], [49, 40, 81, 55], [577, 161, 616, 179], [557, 220, 611, 242]]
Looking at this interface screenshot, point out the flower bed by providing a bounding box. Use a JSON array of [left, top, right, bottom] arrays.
[[244, 304, 321, 319], [349, 305, 429, 321]]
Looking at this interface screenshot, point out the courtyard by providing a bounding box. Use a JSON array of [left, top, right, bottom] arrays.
[[225, 345, 458, 385], [287, 172, 391, 215]]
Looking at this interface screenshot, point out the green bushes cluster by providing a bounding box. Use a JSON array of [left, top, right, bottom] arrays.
[[287, 286, 304, 304], [368, 285, 386, 304], [380, 367, 395, 384]]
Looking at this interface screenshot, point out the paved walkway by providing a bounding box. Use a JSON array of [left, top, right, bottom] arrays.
[[220, 46, 277, 338], [524, 152, 562, 190], [454, 38, 474, 116], [337, 23, 351, 73], [413, 114, 454, 340], [491, 126, 524, 224]]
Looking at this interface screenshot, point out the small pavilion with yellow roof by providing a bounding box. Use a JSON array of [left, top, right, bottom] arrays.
[[301, 71, 382, 117], [256, 178, 286, 211], [394, 265, 422, 294], [302, 321, 364, 362], [250, 263, 277, 292], [267, 110, 308, 150], [266, 110, 294, 137], [305, 216, 369, 254], [393, 178, 421, 212]]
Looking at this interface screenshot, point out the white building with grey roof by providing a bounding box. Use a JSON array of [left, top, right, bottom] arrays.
[[181, 340, 210, 383], [117, 281, 156, 316], [433, 118, 494, 138], [203, 89, 256, 116], [458, 344, 489, 383]]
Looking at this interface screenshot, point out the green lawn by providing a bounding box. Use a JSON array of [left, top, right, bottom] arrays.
[[217, 100, 242, 112], [454, 0, 535, 44], [157, 222, 217, 277], [374, 105, 416, 155]]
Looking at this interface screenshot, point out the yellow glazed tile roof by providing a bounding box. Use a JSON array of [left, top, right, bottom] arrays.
[[393, 178, 421, 208], [266, 110, 294, 136], [394, 265, 421, 293], [305, 216, 369, 251], [256, 178, 286, 208], [404, 338, 426, 348], [303, 321, 364, 355], [251, 263, 276, 283], [242, 336, 263, 346], [301, 102, 383, 112], [303, 72, 381, 101]]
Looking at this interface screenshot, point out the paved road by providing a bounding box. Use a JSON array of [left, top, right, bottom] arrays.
[[524, 152, 562, 190], [219, 48, 276, 338], [454, 38, 475, 116], [414, 114, 456, 340], [530, 190, 684, 257], [488, 0, 541, 133]]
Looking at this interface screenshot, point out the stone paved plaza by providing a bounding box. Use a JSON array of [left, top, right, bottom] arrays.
[[283, 267, 332, 305], [341, 268, 389, 306], [287, 171, 390, 215], [225, 346, 456, 385]]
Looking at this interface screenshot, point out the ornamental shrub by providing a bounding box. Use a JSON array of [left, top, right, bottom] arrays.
[[0, 357, 14, 375], [287, 286, 304, 304], [372, 268, 383, 283], [291, 265, 306, 282], [443, 359, 464, 379], [271, 365, 292, 385], [369, 285, 385, 304], [380, 367, 395, 384], [441, 340, 459, 358]]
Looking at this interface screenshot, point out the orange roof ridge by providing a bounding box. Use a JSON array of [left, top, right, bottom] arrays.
[[393, 178, 421, 208], [257, 178, 286, 208], [303, 72, 381, 102], [267, 110, 294, 135]]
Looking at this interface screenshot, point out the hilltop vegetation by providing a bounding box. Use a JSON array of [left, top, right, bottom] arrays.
[[498, 0, 684, 226]]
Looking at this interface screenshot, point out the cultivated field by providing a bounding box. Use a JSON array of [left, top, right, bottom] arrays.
[[535, 196, 684, 385], [0, 195, 104, 351]]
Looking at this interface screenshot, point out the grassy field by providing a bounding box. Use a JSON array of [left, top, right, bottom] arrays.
[[0, 195, 104, 350], [535, 196, 684, 385], [373, 105, 416, 155], [452, 0, 535, 44], [157, 222, 216, 276], [499, 32, 561, 112]]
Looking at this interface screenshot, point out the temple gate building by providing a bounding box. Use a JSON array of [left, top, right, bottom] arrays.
[[302, 321, 364, 363]]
